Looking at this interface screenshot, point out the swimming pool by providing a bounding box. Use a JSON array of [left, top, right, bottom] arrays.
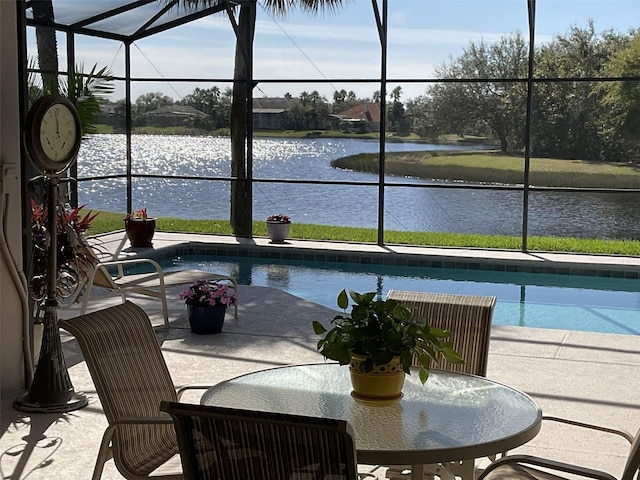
[[161, 254, 640, 336]]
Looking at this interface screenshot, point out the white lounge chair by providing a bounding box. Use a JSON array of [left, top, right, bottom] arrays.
[[82, 257, 238, 329], [60, 240, 238, 330]]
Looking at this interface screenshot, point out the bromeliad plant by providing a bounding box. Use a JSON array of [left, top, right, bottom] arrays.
[[179, 280, 238, 308], [29, 199, 100, 302], [125, 208, 150, 220], [312, 289, 463, 383]]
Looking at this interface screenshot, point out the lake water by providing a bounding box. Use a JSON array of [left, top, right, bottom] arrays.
[[76, 135, 640, 239]]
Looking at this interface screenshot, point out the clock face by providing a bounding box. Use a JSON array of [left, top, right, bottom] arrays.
[[24, 95, 82, 174], [40, 103, 78, 162]]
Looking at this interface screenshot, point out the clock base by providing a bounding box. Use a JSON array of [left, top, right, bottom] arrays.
[[13, 306, 88, 414], [13, 391, 88, 414]]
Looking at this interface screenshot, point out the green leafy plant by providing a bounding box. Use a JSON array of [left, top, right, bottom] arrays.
[[312, 289, 463, 383]]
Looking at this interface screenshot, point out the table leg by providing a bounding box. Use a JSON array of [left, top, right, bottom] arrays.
[[448, 459, 476, 480], [409, 464, 446, 480], [386, 463, 462, 480], [410, 464, 424, 480]]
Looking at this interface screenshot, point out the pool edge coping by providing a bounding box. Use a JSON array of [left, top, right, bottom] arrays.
[[98, 231, 640, 280]]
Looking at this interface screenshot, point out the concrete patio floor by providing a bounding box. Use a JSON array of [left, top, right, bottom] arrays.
[[1, 234, 639, 479]]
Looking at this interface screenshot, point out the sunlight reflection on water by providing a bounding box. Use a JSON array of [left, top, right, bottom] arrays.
[[76, 135, 640, 238]]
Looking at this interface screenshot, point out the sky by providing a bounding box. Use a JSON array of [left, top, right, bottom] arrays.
[[27, 0, 640, 103]]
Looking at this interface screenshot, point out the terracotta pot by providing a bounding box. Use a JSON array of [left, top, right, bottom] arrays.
[[187, 304, 226, 334], [349, 353, 405, 400], [266, 221, 290, 243], [124, 218, 156, 247]]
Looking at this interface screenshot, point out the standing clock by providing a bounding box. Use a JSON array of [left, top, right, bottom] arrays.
[[15, 93, 89, 413], [24, 94, 82, 175]]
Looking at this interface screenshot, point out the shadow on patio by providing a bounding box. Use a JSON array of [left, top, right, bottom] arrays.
[[1, 282, 638, 479]]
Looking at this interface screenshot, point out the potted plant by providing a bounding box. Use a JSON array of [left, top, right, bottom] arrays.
[[124, 208, 156, 247], [29, 199, 100, 303], [312, 289, 463, 400], [179, 280, 238, 334], [266, 213, 291, 243]]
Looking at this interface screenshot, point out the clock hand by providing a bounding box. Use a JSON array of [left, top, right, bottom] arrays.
[[55, 110, 60, 138]]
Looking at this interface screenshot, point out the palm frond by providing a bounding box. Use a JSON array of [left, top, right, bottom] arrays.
[[172, 0, 227, 10], [58, 63, 114, 135], [263, 0, 349, 15]]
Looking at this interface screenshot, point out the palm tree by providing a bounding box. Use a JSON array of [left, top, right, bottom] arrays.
[[31, 0, 58, 93], [176, 0, 348, 236]]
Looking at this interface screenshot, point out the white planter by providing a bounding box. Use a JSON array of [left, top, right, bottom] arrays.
[[266, 221, 290, 243]]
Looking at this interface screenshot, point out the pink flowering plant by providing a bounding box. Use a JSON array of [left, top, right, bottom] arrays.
[[267, 213, 291, 223], [179, 280, 238, 308]]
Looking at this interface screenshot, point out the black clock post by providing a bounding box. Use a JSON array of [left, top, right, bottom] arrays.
[[14, 95, 88, 413]]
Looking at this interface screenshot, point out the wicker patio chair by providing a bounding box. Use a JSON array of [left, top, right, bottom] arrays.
[[159, 401, 359, 480], [478, 416, 640, 480], [386, 290, 497, 376], [59, 301, 211, 480], [75, 243, 238, 330], [382, 290, 497, 480]]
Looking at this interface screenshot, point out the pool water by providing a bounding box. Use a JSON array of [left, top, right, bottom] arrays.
[[163, 255, 640, 336]]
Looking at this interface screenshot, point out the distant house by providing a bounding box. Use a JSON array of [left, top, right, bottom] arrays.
[[96, 102, 121, 127], [337, 102, 381, 133], [253, 97, 293, 130], [144, 105, 207, 127]]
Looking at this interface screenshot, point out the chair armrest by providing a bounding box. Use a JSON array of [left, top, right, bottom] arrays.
[[176, 384, 215, 400], [478, 454, 618, 480], [101, 258, 164, 281], [483, 417, 633, 476], [542, 416, 634, 443]]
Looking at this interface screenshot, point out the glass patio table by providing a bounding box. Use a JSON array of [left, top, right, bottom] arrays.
[[201, 363, 542, 479]]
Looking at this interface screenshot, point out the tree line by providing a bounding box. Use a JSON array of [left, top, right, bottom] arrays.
[[103, 21, 640, 164], [104, 85, 406, 133], [409, 21, 640, 164]]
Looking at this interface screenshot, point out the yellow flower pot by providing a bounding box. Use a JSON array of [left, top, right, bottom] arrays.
[[349, 353, 405, 401]]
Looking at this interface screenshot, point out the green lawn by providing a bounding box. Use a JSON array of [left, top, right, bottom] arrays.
[[333, 150, 640, 189], [88, 211, 640, 256]]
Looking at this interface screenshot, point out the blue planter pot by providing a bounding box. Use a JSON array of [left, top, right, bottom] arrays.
[[187, 304, 226, 334]]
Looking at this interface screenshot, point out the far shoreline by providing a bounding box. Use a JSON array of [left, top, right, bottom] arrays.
[[92, 125, 638, 189], [94, 124, 497, 147]]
